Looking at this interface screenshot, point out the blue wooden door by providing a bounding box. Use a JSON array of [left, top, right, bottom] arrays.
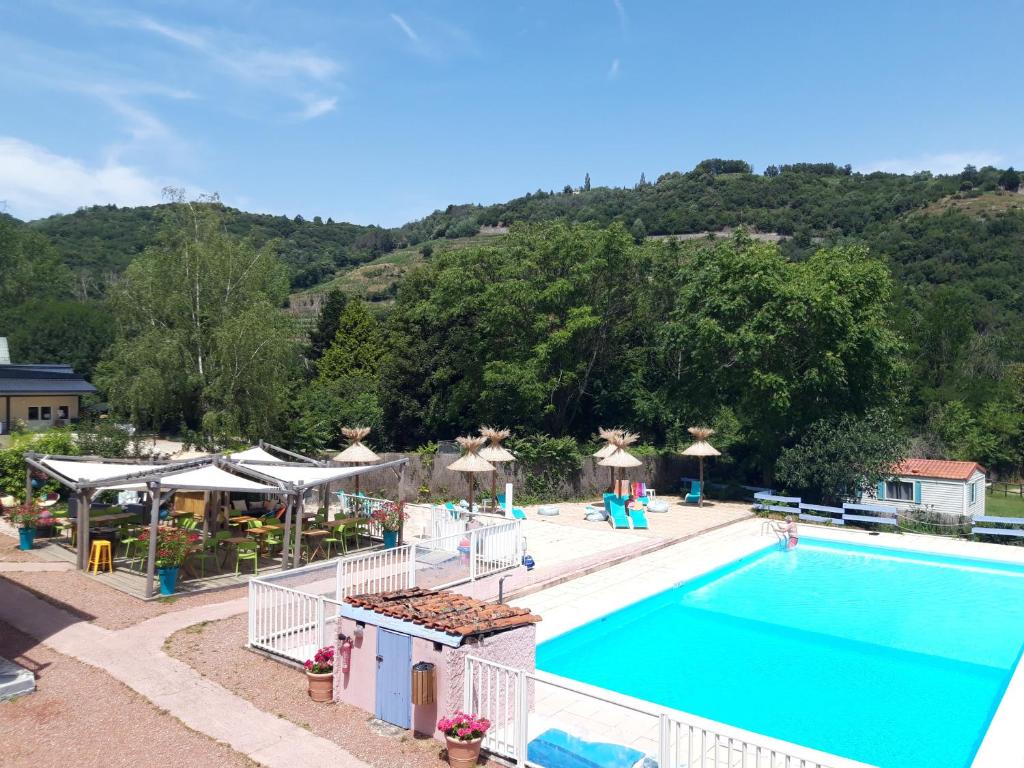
[[375, 629, 411, 728]]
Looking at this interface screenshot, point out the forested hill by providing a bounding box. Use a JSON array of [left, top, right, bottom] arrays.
[[17, 160, 1021, 298], [27, 203, 381, 296]]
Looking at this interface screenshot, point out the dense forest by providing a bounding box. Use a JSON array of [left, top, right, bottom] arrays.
[[2, 160, 1024, 494]]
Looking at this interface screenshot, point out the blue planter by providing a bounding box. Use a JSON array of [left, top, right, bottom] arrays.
[[18, 528, 36, 551], [383, 530, 399, 549], [158, 567, 179, 596]]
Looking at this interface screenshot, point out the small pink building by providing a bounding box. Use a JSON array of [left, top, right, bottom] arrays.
[[334, 588, 540, 741]]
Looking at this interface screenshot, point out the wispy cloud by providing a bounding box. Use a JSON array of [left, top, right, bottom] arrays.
[[0, 136, 169, 220], [297, 96, 338, 121], [120, 14, 342, 119], [608, 58, 620, 80], [389, 13, 419, 43], [864, 151, 1004, 175], [612, 0, 628, 33]]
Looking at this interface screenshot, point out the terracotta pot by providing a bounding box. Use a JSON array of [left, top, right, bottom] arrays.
[[306, 670, 334, 702], [445, 736, 482, 768]]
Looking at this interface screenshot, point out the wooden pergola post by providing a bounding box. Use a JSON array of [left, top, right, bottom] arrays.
[[281, 495, 294, 570], [77, 489, 93, 571], [145, 481, 160, 598], [24, 466, 32, 504], [292, 492, 304, 569]]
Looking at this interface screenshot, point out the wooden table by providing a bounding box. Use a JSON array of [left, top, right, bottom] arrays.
[[302, 530, 330, 562], [247, 525, 282, 553], [220, 536, 254, 567]]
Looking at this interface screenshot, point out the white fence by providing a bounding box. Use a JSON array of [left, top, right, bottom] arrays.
[[754, 493, 898, 528], [249, 520, 522, 664], [464, 656, 877, 768]]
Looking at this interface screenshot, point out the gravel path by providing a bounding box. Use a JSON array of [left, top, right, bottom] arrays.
[[0, 620, 255, 768], [165, 614, 460, 768], [0, 533, 42, 562], [0, 566, 247, 629]]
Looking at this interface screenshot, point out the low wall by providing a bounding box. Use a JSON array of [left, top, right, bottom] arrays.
[[325, 452, 696, 504]]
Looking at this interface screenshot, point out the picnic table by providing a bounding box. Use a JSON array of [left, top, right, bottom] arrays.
[[247, 525, 282, 553], [302, 530, 330, 562]]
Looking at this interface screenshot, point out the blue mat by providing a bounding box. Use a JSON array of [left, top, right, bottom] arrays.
[[526, 728, 646, 768]]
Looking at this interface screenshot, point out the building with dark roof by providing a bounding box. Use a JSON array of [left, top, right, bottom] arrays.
[[0, 338, 97, 434]]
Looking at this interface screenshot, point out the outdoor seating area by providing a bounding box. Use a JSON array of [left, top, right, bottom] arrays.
[[15, 443, 410, 598]]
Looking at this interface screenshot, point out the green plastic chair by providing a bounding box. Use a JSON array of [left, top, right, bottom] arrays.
[[264, 528, 283, 555], [235, 541, 259, 575], [118, 522, 142, 566]]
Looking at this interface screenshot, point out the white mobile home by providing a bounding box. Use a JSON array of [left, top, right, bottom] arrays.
[[862, 459, 986, 517]]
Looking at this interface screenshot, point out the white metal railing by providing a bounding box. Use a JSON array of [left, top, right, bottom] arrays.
[[250, 522, 522, 664], [464, 656, 877, 768], [337, 492, 390, 539], [335, 544, 415, 601], [248, 580, 343, 663]]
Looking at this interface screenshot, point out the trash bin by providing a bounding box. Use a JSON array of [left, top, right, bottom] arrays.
[[411, 662, 435, 705]]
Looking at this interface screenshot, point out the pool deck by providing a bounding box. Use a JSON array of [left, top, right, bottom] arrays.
[[512, 518, 1024, 768]]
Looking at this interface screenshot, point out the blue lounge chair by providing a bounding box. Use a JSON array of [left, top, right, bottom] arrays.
[[684, 480, 702, 504], [527, 728, 644, 768], [606, 495, 630, 529], [628, 503, 649, 530], [444, 501, 460, 519], [495, 493, 527, 519]]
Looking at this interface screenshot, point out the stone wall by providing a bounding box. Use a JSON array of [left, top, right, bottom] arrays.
[[325, 452, 695, 503]]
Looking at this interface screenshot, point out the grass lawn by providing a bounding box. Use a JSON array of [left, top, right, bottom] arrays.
[[985, 492, 1024, 518]]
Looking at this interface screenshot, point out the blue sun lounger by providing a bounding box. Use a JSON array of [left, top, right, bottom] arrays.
[[527, 728, 645, 768], [496, 493, 527, 519], [605, 494, 631, 529], [684, 480, 702, 504], [628, 503, 649, 530]]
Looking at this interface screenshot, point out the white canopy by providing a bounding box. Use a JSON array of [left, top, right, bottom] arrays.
[[234, 462, 372, 488], [41, 458, 165, 484], [154, 465, 281, 493], [229, 446, 286, 463]]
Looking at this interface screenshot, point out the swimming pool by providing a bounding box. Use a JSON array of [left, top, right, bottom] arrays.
[[537, 538, 1024, 768]]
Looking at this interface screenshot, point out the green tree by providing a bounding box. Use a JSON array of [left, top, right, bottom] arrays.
[[2, 300, 114, 376], [94, 198, 298, 442], [629, 217, 647, 243], [583, 173, 591, 191], [306, 289, 348, 362], [316, 300, 383, 380], [775, 409, 909, 503], [658, 236, 906, 481], [999, 166, 1021, 192]]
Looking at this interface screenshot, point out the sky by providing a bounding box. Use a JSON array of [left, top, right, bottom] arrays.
[[1, 1, 1022, 226]]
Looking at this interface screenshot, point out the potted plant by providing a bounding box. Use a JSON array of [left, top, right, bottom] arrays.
[[7, 502, 44, 550], [370, 501, 408, 549], [438, 711, 491, 768], [303, 645, 335, 702], [138, 526, 200, 595]]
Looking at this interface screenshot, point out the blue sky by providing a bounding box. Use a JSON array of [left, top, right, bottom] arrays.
[[1, 1, 1021, 225]]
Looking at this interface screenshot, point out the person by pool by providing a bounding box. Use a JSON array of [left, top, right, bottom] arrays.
[[772, 516, 799, 550]]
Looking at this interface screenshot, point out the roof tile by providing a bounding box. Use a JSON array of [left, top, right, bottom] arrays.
[[345, 588, 541, 637], [893, 458, 984, 482]]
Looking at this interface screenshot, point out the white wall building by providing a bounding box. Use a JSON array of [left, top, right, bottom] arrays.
[[862, 458, 986, 517]]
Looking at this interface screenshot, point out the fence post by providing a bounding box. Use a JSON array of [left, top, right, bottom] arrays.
[[335, 559, 344, 602], [463, 656, 473, 712], [407, 544, 417, 589], [657, 714, 670, 768], [316, 595, 325, 649], [515, 670, 529, 766], [469, 528, 478, 582], [247, 581, 256, 648]]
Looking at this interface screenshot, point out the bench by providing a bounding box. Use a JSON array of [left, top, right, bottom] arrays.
[[972, 516, 1024, 537]]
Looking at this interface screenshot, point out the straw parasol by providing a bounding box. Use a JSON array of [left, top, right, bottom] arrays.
[[334, 427, 381, 494], [479, 426, 516, 512], [447, 436, 495, 513], [593, 428, 623, 490], [681, 426, 721, 507], [598, 431, 642, 496]]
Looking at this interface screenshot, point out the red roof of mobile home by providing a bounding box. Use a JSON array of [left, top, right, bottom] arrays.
[[893, 459, 985, 482]]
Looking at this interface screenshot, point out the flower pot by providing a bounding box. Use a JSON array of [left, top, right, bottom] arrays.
[[157, 566, 179, 596], [445, 736, 482, 768], [383, 530, 399, 549], [18, 527, 36, 551], [306, 670, 334, 702]]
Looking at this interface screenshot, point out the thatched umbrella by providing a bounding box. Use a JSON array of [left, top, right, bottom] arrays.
[[593, 428, 623, 491], [479, 426, 516, 512], [599, 431, 642, 497], [334, 427, 380, 494], [448, 436, 495, 513], [681, 426, 721, 507]]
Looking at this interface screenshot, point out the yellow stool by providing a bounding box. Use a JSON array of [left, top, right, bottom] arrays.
[[88, 540, 114, 574]]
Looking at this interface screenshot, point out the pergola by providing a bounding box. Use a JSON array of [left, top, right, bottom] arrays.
[[24, 446, 408, 598]]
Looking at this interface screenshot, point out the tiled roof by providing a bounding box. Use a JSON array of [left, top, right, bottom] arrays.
[[345, 588, 541, 637], [894, 458, 984, 482], [0, 364, 96, 395]]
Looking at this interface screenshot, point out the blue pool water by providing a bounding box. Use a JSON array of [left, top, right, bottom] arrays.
[[537, 539, 1024, 768]]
